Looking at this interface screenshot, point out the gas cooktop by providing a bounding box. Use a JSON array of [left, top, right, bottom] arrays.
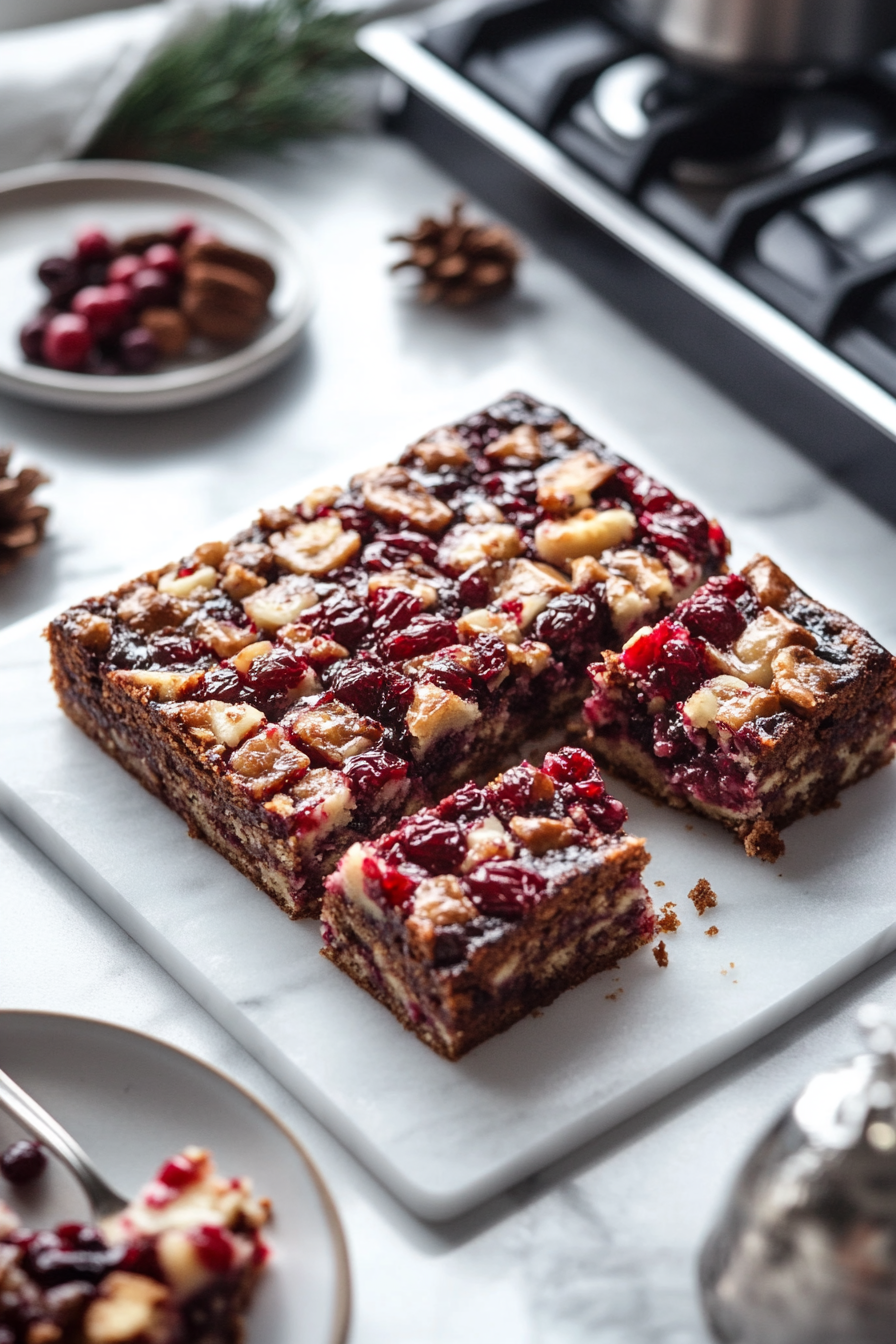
[[361, 0, 896, 521]]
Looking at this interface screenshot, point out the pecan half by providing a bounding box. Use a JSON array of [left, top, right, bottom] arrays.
[[356, 465, 453, 534], [269, 515, 361, 577]]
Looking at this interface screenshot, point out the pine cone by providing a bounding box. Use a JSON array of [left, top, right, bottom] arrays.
[[0, 448, 50, 577], [390, 199, 521, 306]]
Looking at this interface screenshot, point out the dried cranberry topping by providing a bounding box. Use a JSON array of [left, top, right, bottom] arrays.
[[306, 591, 371, 649], [329, 658, 412, 721], [622, 618, 707, 702], [652, 710, 692, 760], [614, 464, 677, 513], [1, 1140, 46, 1186], [640, 501, 709, 563], [492, 764, 541, 814], [398, 815, 466, 873], [420, 656, 476, 701], [343, 749, 408, 800], [369, 587, 423, 638], [381, 615, 458, 663], [437, 781, 490, 826], [194, 664, 242, 702], [471, 633, 508, 684], [147, 633, 207, 668], [532, 592, 606, 656], [156, 1153, 201, 1189], [362, 531, 439, 570], [190, 1225, 234, 1275], [677, 575, 748, 647], [241, 647, 309, 698], [542, 747, 595, 785], [362, 855, 416, 910], [457, 566, 491, 609], [466, 860, 546, 919]]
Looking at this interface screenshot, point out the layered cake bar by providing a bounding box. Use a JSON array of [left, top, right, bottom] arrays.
[[48, 393, 726, 917], [584, 555, 896, 859], [321, 747, 654, 1059], [0, 1147, 269, 1344]]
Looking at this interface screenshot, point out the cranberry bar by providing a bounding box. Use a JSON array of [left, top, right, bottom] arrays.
[[321, 747, 654, 1059], [0, 1147, 269, 1344], [584, 555, 896, 859], [48, 392, 726, 917]]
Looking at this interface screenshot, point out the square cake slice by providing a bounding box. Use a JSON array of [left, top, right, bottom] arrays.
[[584, 555, 896, 860], [47, 392, 725, 917], [320, 747, 654, 1059]]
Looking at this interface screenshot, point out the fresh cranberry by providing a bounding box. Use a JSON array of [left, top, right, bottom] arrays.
[[466, 860, 546, 918], [120, 327, 159, 372], [107, 253, 143, 285], [382, 615, 458, 662], [42, 313, 92, 371], [169, 216, 196, 246], [20, 315, 49, 362], [71, 285, 130, 339], [157, 1153, 201, 1189], [37, 255, 81, 299], [130, 267, 174, 309], [1, 1139, 46, 1185], [189, 1225, 234, 1275], [677, 577, 747, 648], [343, 749, 407, 800], [398, 815, 466, 872], [143, 242, 181, 276], [75, 228, 112, 262]]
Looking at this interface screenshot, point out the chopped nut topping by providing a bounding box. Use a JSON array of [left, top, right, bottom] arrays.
[[270, 515, 361, 577], [463, 498, 506, 525], [771, 646, 840, 714], [742, 554, 794, 610], [367, 568, 439, 608], [570, 555, 609, 590], [83, 1272, 171, 1344], [222, 541, 274, 575], [406, 682, 481, 757], [193, 540, 227, 568], [355, 465, 453, 534], [288, 768, 354, 840], [683, 675, 780, 735], [483, 424, 543, 465], [605, 573, 653, 640], [403, 644, 478, 677], [461, 816, 514, 870], [730, 609, 816, 687], [189, 616, 256, 659], [299, 485, 341, 520], [550, 418, 580, 444], [279, 626, 349, 665], [535, 507, 636, 568], [535, 450, 617, 514], [231, 640, 274, 676], [68, 609, 112, 654], [229, 726, 310, 798], [438, 522, 522, 573], [457, 607, 522, 644], [288, 699, 382, 764], [157, 565, 218, 599], [496, 557, 571, 628], [116, 585, 192, 635], [111, 668, 202, 702], [242, 574, 317, 630], [404, 430, 471, 471], [507, 640, 552, 675], [178, 700, 265, 749], [510, 815, 578, 854], [413, 875, 478, 924], [605, 549, 674, 605], [220, 563, 267, 600], [258, 505, 296, 532]]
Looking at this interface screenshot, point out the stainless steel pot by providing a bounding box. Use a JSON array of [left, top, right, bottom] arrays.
[[616, 0, 896, 78]]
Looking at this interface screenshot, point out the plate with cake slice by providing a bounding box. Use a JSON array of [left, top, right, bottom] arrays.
[[0, 1012, 350, 1344]]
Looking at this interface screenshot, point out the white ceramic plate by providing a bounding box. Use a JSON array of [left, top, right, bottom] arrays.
[[0, 161, 314, 412], [0, 1011, 350, 1344]]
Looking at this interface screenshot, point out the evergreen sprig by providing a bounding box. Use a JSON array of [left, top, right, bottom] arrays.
[[87, 0, 367, 165]]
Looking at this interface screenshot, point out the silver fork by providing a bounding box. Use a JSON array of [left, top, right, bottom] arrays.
[[0, 1065, 127, 1219]]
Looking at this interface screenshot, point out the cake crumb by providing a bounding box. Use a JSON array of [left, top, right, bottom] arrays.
[[729, 962, 734, 968], [654, 880, 665, 888], [688, 878, 718, 916], [653, 941, 669, 968], [657, 902, 680, 933], [705, 925, 719, 937], [605, 992, 617, 1001], [685, 824, 693, 831], [743, 817, 785, 862]]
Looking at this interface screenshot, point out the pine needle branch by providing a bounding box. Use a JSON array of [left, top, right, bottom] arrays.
[[86, 0, 368, 165]]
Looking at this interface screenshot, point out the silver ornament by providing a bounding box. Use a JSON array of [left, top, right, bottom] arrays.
[[700, 1004, 896, 1343]]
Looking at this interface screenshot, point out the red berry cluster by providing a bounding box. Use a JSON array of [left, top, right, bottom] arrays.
[[20, 219, 196, 375]]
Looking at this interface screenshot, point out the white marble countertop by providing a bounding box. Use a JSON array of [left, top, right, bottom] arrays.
[[2, 132, 896, 1342]]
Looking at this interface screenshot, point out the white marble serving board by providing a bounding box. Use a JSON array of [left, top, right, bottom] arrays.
[[2, 427, 896, 1221]]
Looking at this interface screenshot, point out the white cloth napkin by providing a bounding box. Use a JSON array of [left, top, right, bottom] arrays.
[[0, 0, 253, 173]]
